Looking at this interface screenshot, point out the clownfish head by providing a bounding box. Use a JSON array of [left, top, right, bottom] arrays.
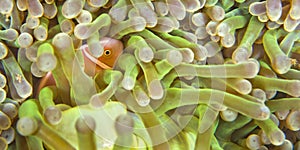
[[82, 37, 124, 75]]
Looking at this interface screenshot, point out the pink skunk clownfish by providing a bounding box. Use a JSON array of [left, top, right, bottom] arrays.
[[37, 37, 124, 93], [81, 37, 124, 76]]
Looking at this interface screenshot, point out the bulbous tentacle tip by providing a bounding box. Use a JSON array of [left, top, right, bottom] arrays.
[[269, 130, 286, 146], [75, 115, 96, 134], [16, 117, 38, 136], [272, 55, 292, 74], [44, 106, 62, 125], [256, 106, 271, 120], [0, 137, 7, 150], [114, 114, 134, 136]]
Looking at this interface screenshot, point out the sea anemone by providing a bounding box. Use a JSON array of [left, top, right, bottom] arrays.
[[0, 0, 300, 149]]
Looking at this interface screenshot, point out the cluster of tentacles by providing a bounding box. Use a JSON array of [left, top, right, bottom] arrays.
[[0, 0, 300, 149]]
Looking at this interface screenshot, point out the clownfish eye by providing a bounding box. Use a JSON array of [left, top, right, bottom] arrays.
[[104, 49, 111, 56]]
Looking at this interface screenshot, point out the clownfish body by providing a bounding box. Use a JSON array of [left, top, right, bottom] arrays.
[[37, 37, 124, 93]]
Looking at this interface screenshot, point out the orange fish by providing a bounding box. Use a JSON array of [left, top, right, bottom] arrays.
[[81, 37, 124, 76], [37, 37, 124, 93]]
